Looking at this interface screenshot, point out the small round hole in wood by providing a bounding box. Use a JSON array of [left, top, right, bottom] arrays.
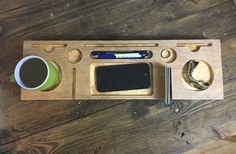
[[67, 49, 82, 63], [182, 59, 214, 91], [160, 48, 177, 63]]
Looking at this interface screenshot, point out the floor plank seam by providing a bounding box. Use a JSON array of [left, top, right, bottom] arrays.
[[0, 0, 42, 14], [0, 0, 229, 44], [0, 100, 129, 146]]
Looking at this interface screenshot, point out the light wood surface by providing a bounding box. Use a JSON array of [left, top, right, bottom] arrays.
[[22, 40, 223, 100]]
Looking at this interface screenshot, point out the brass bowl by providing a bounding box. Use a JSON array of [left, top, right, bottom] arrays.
[[182, 59, 214, 91]]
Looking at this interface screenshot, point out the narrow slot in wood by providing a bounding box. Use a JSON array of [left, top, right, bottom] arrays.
[[32, 44, 67, 53], [84, 43, 158, 47], [165, 67, 172, 105], [72, 68, 76, 99], [176, 43, 212, 52]]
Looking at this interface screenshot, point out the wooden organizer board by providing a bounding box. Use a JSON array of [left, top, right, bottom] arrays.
[[21, 40, 224, 100]]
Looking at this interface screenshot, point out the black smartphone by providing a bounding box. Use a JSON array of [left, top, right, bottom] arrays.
[[95, 63, 151, 92]]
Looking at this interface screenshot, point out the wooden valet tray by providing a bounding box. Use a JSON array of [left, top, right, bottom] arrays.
[[21, 40, 224, 100]]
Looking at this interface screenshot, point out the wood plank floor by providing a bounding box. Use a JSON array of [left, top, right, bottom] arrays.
[[0, 0, 236, 153]]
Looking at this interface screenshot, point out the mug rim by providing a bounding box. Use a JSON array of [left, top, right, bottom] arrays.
[[14, 55, 49, 90]]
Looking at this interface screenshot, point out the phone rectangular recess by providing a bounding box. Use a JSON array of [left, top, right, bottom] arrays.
[[95, 63, 151, 92]]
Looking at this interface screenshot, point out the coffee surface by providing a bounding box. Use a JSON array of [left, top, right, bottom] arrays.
[[20, 58, 48, 88]]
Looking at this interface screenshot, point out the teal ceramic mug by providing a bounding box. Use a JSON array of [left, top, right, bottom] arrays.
[[11, 55, 61, 91]]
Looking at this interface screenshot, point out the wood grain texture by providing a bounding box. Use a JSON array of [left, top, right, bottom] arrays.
[[0, 0, 236, 153], [1, 92, 236, 153], [184, 140, 236, 154], [0, 0, 40, 14], [215, 120, 236, 143], [0, 100, 126, 145]]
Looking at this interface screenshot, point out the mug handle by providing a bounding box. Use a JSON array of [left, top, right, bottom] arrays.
[[10, 74, 16, 83]]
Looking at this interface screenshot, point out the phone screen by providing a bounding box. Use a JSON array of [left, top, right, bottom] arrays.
[[95, 63, 151, 92]]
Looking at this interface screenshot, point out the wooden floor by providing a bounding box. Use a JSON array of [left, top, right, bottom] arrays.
[[0, 0, 236, 153]]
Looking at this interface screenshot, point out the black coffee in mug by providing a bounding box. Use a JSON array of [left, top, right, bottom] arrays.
[[19, 58, 48, 88]]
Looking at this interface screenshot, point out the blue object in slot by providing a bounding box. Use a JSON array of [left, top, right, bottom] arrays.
[[91, 51, 151, 59]]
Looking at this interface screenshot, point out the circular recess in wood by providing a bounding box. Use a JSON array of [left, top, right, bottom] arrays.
[[67, 49, 82, 63], [160, 48, 177, 63], [182, 59, 214, 91]]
